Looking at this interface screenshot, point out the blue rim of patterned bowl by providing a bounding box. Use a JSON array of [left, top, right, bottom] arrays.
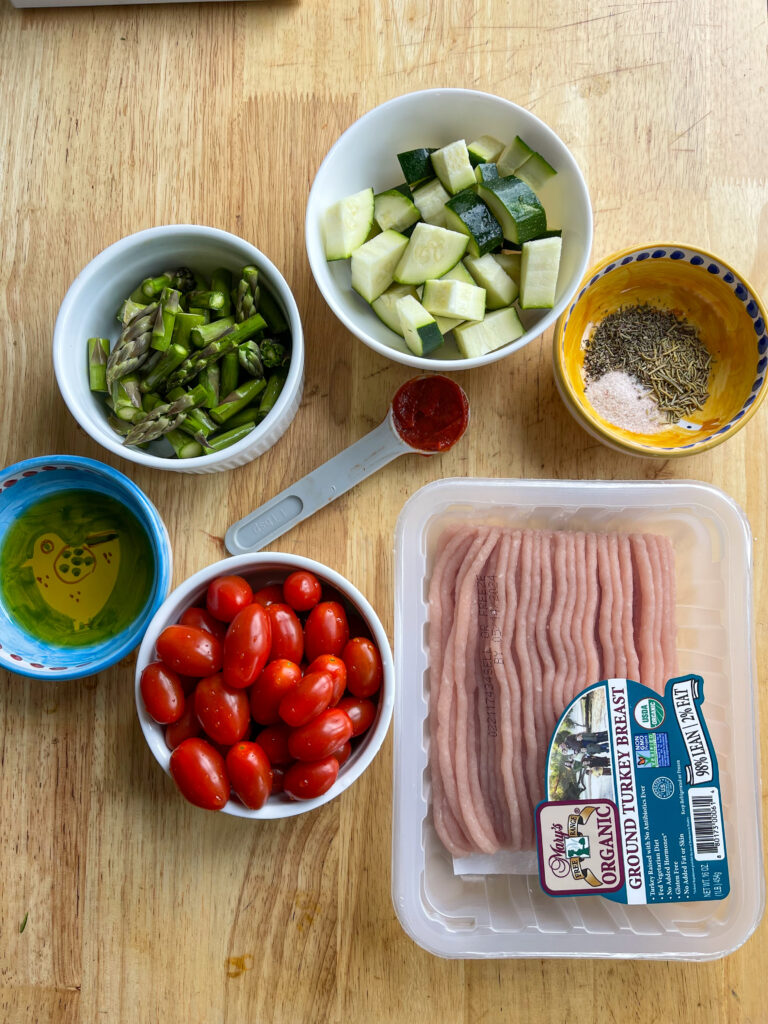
[[553, 244, 768, 456], [0, 455, 172, 680]]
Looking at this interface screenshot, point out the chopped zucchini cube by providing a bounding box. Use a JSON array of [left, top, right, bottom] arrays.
[[323, 188, 375, 260], [371, 283, 418, 336], [467, 135, 505, 166], [412, 178, 450, 227], [463, 253, 519, 309], [519, 236, 562, 309], [422, 279, 486, 321], [430, 139, 477, 195], [394, 223, 469, 285], [496, 136, 535, 177], [396, 295, 445, 356], [453, 306, 525, 358], [351, 230, 410, 303], [374, 189, 421, 234]]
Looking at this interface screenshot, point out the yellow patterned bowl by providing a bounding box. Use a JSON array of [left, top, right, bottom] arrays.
[[553, 244, 768, 457]]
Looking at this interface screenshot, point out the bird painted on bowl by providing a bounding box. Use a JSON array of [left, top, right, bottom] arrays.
[[23, 530, 121, 631]]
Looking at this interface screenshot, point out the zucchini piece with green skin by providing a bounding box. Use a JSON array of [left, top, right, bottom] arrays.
[[351, 230, 410, 303], [454, 306, 525, 358], [514, 151, 557, 192], [519, 236, 562, 309], [412, 178, 450, 227], [422, 279, 486, 321], [396, 295, 444, 356], [443, 188, 503, 257], [493, 251, 521, 284], [323, 188, 375, 260], [496, 136, 535, 177], [397, 148, 436, 190], [463, 253, 519, 309], [467, 135, 504, 166], [474, 162, 499, 185], [476, 176, 547, 245], [374, 189, 421, 233], [393, 223, 469, 285], [430, 139, 476, 195], [371, 283, 418, 336]]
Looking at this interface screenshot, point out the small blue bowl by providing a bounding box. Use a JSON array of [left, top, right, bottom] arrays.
[[0, 456, 172, 680]]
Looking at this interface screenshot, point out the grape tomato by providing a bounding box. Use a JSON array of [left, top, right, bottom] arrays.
[[257, 723, 293, 765], [226, 742, 272, 810], [278, 671, 333, 727], [284, 757, 339, 801], [223, 603, 272, 689], [288, 708, 354, 762], [265, 603, 304, 664], [193, 674, 251, 746], [252, 584, 284, 607], [303, 601, 350, 662], [282, 570, 322, 612], [342, 637, 383, 698], [206, 574, 253, 622], [165, 702, 202, 750], [179, 606, 227, 642], [140, 661, 186, 725], [332, 741, 352, 767], [306, 654, 347, 705], [169, 738, 229, 811], [336, 696, 376, 737], [156, 625, 223, 678]]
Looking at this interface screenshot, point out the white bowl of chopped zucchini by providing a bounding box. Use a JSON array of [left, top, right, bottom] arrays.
[[53, 225, 304, 474], [306, 88, 593, 369]]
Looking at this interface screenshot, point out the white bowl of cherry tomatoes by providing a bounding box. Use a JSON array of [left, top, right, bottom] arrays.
[[134, 553, 394, 817]]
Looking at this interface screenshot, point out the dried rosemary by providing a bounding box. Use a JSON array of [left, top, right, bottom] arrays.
[[583, 304, 713, 421]]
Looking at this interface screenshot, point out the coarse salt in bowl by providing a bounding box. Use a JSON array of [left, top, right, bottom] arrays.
[[306, 88, 593, 371], [135, 553, 394, 819], [553, 243, 768, 457], [53, 224, 304, 475]]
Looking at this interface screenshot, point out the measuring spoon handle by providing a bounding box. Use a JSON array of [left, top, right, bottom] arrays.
[[225, 416, 410, 555]]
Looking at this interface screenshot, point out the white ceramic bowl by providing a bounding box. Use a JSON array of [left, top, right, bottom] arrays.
[[54, 225, 304, 474], [306, 88, 593, 370], [135, 553, 394, 818]]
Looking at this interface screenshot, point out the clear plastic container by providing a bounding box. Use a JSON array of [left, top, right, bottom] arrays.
[[392, 478, 764, 959]]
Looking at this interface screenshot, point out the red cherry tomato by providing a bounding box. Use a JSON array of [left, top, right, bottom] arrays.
[[336, 696, 377, 737], [282, 570, 322, 612], [223, 603, 272, 689], [332, 741, 352, 767], [252, 584, 284, 607], [257, 723, 293, 765], [270, 765, 286, 794], [225, 742, 272, 810], [206, 574, 254, 623], [284, 757, 339, 800], [178, 606, 226, 642], [288, 708, 354, 762], [249, 659, 302, 725], [193, 674, 251, 745], [164, 702, 202, 750], [306, 654, 347, 705], [342, 637, 383, 698], [169, 738, 229, 810], [265, 603, 304, 663], [140, 661, 186, 724], [157, 625, 223, 677], [279, 671, 333, 727], [303, 601, 350, 662]]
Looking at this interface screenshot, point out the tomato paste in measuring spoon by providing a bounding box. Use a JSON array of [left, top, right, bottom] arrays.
[[390, 374, 469, 453]]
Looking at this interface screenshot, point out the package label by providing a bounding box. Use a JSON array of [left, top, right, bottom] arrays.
[[535, 675, 729, 904]]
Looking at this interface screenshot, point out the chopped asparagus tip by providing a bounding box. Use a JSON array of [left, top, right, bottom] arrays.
[[87, 338, 109, 392], [237, 340, 264, 379], [259, 338, 289, 369], [167, 314, 267, 389], [171, 267, 197, 294], [139, 343, 188, 393], [210, 377, 267, 425], [211, 268, 233, 318], [122, 385, 207, 445]]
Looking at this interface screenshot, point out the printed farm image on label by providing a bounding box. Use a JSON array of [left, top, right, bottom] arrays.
[[537, 677, 730, 905]]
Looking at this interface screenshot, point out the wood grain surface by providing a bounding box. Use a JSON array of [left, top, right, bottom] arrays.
[[1, 0, 767, 1021]]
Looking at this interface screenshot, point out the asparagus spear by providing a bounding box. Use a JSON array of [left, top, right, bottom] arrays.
[[234, 265, 260, 323], [130, 274, 172, 303], [170, 267, 196, 294], [117, 298, 146, 325], [210, 378, 267, 425], [166, 429, 204, 459], [190, 316, 235, 350], [259, 338, 289, 369], [211, 268, 233, 318], [139, 343, 188, 393], [167, 314, 266, 389], [88, 338, 109, 392], [220, 350, 240, 397], [199, 364, 220, 408], [106, 302, 158, 385], [186, 289, 226, 311], [258, 287, 288, 334], [150, 288, 182, 352], [123, 384, 207, 446], [224, 405, 261, 429], [202, 423, 256, 453], [111, 373, 142, 414], [237, 340, 263, 379], [171, 311, 205, 352], [258, 368, 288, 419]]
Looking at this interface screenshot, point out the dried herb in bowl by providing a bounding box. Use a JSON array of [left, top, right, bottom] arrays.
[[583, 304, 713, 422]]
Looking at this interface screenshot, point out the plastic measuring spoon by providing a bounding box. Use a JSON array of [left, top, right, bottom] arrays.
[[225, 374, 469, 555]]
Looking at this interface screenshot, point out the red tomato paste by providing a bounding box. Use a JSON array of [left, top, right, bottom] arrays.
[[391, 375, 469, 453]]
